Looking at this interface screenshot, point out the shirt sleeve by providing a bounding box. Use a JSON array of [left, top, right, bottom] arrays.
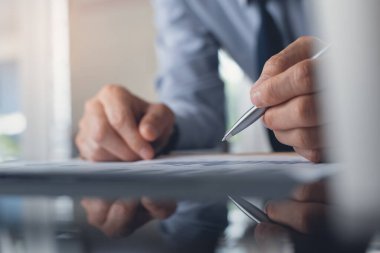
[[151, 0, 226, 150], [159, 201, 228, 251]]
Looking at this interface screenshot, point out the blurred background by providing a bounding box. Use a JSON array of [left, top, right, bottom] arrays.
[[0, 0, 265, 164], [0, 1, 257, 252]]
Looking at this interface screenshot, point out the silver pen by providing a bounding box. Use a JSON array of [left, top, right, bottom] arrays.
[[222, 44, 332, 142], [228, 195, 271, 224]]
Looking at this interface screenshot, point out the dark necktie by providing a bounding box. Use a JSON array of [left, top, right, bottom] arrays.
[[256, 0, 293, 152]]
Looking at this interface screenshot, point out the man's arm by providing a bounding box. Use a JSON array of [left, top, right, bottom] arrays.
[[152, 0, 225, 150], [160, 201, 228, 252]]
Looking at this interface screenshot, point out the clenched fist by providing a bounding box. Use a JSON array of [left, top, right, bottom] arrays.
[[76, 84, 175, 162]]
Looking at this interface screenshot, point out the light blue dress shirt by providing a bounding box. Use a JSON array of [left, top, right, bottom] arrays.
[[151, 1, 312, 250], [152, 0, 311, 150]]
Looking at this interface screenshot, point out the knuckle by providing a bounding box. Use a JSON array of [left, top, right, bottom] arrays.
[[265, 79, 280, 103], [295, 60, 312, 81], [92, 122, 108, 143], [294, 96, 313, 123], [263, 110, 275, 130], [109, 110, 128, 129], [265, 55, 286, 74], [102, 84, 124, 95], [294, 60, 314, 91]]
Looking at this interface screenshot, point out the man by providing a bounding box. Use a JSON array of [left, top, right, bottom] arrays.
[[76, 0, 329, 246]]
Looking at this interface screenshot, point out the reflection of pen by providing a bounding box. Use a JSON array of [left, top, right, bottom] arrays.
[[228, 195, 271, 224], [222, 44, 331, 142]]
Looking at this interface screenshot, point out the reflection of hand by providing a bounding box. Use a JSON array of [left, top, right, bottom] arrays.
[[265, 180, 329, 235], [76, 85, 175, 162], [251, 36, 325, 162], [255, 220, 370, 253], [81, 198, 176, 237], [255, 181, 371, 252]]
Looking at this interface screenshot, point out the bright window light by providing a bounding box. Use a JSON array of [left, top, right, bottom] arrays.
[[0, 113, 27, 136]]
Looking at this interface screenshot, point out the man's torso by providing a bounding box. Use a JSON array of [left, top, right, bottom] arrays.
[[185, 0, 310, 80]]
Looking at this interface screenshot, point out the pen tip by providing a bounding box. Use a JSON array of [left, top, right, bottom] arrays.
[[222, 134, 232, 142]]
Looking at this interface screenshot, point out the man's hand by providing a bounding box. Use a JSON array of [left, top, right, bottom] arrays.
[[81, 198, 176, 237], [265, 180, 329, 235], [76, 85, 175, 161], [251, 36, 325, 162]]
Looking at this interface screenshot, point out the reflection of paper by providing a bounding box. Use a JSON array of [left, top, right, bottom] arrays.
[[0, 154, 335, 182]]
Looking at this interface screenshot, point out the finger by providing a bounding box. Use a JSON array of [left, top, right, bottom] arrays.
[[98, 85, 154, 160], [81, 198, 111, 228], [274, 127, 322, 150], [293, 147, 323, 163], [263, 95, 319, 130], [252, 59, 316, 107], [79, 138, 119, 162], [85, 100, 140, 161], [266, 200, 328, 235], [101, 199, 139, 237], [151, 123, 174, 153], [139, 104, 174, 142], [292, 181, 328, 203], [255, 36, 318, 84], [141, 197, 176, 220]]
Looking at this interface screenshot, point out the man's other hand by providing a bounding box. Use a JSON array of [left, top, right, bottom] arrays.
[[76, 85, 175, 161]]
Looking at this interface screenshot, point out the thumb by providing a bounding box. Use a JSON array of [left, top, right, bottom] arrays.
[[139, 104, 174, 142]]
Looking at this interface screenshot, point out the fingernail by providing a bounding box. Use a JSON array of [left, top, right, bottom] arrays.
[[140, 147, 153, 160], [251, 91, 263, 107]]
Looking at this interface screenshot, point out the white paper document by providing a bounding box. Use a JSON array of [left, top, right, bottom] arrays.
[[0, 154, 338, 198]]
